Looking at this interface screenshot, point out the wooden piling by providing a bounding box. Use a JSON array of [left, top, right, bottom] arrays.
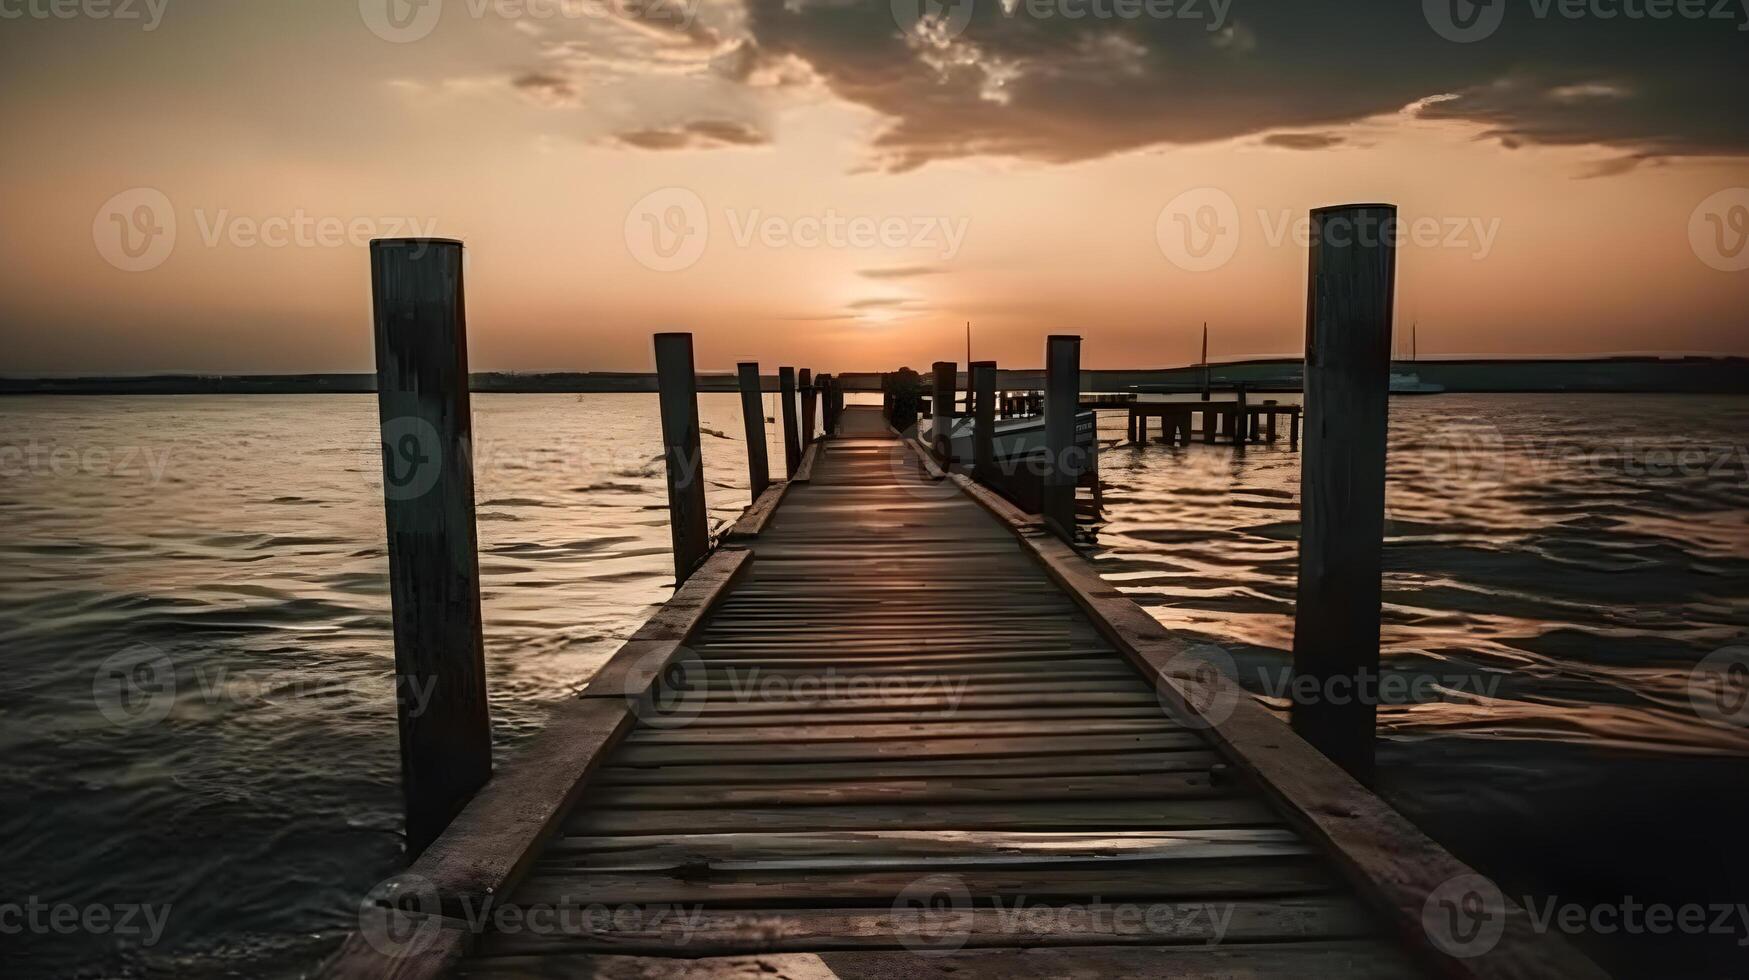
[[1265, 400, 1279, 444], [1291, 203, 1397, 782], [971, 360, 996, 480], [778, 367, 801, 477], [368, 237, 492, 857], [654, 333, 711, 585], [1202, 407, 1216, 444], [1234, 384, 1249, 446], [799, 368, 816, 449], [1041, 336, 1080, 541], [735, 362, 769, 501], [932, 361, 955, 461]]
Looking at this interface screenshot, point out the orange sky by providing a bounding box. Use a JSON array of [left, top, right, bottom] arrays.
[[1, 1, 1745, 374]]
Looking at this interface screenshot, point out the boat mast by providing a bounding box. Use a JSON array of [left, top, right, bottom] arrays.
[[1201, 322, 1210, 400]]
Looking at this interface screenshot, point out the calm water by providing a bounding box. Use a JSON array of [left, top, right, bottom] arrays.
[[2, 393, 1746, 977]]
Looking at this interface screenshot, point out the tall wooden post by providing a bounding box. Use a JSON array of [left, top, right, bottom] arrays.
[[369, 237, 491, 857], [655, 333, 710, 584], [799, 368, 816, 449], [931, 361, 955, 460], [778, 367, 801, 477], [971, 360, 996, 480], [1291, 203, 1397, 783], [736, 362, 769, 501], [1042, 336, 1081, 541]]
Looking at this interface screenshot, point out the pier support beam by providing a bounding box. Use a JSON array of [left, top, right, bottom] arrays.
[[1042, 335, 1081, 542], [971, 360, 997, 481], [932, 361, 956, 461], [799, 368, 816, 449], [1291, 203, 1397, 783], [655, 333, 711, 585], [368, 237, 492, 857], [778, 367, 801, 477], [736, 362, 770, 501]]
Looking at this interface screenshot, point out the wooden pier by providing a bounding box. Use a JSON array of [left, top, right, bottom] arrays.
[[330, 216, 1606, 979], [329, 402, 1601, 979]]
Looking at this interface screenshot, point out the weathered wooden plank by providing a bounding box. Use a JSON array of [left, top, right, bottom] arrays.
[[541, 828, 1306, 869], [581, 771, 1222, 808], [625, 718, 1175, 744], [519, 861, 1340, 907], [566, 797, 1279, 834], [596, 752, 1222, 786], [458, 943, 1419, 980], [577, 549, 753, 698], [608, 731, 1207, 767], [473, 895, 1369, 958]]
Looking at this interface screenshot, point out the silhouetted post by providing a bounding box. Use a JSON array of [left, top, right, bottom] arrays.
[[736, 362, 769, 500], [778, 367, 801, 477], [932, 361, 955, 460], [1265, 400, 1279, 443], [1234, 384, 1250, 445], [971, 360, 996, 480], [655, 333, 710, 584], [799, 368, 816, 448], [369, 238, 491, 857], [1042, 336, 1081, 541], [1291, 203, 1397, 783], [1203, 407, 1216, 444]]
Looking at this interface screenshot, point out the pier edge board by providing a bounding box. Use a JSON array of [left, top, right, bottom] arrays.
[[940, 466, 1608, 980], [723, 481, 792, 541], [321, 546, 755, 978], [793, 442, 821, 483]]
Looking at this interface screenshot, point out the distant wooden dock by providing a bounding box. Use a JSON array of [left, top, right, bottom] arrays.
[[328, 224, 1606, 979]]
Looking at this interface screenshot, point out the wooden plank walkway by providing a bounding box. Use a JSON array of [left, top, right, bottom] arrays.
[[329, 405, 1604, 980], [456, 407, 1411, 976]]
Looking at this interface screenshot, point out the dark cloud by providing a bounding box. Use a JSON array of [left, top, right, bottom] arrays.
[[614, 120, 770, 150], [858, 265, 948, 279], [1262, 132, 1345, 151], [734, 0, 1747, 171], [512, 71, 578, 103]]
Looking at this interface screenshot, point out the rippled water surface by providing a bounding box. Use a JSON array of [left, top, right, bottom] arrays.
[[2, 393, 1747, 977]]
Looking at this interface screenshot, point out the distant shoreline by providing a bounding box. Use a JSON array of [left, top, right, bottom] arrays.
[[3, 356, 1746, 395]]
